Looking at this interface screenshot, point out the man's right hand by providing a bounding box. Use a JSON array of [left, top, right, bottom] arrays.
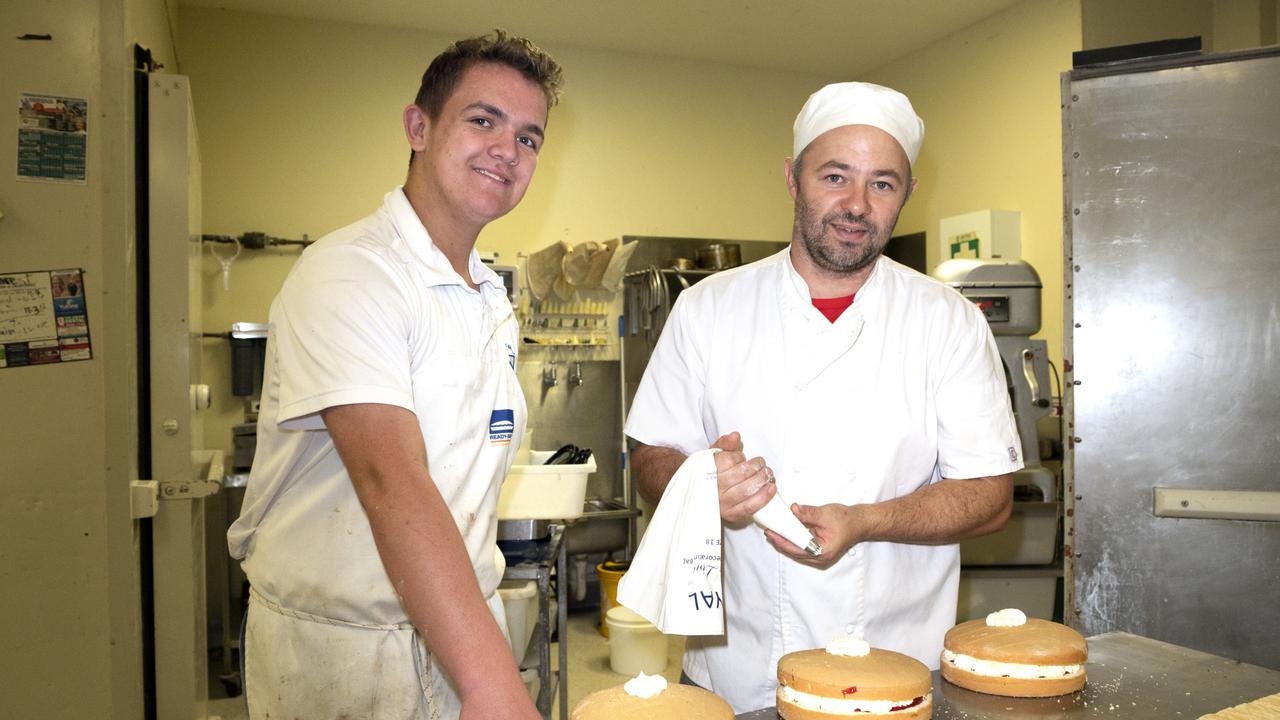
[[712, 431, 776, 524]]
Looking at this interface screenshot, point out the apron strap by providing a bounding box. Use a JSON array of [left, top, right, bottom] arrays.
[[251, 587, 442, 718], [412, 631, 442, 720], [249, 586, 413, 631]]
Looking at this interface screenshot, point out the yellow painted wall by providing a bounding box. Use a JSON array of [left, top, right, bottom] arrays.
[[182, 1, 1115, 457], [1082, 0, 1213, 50], [866, 0, 1082, 371], [1081, 0, 1277, 52], [179, 7, 827, 457]]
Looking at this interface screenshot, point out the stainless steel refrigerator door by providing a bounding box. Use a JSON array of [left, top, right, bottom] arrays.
[[1062, 48, 1280, 669]]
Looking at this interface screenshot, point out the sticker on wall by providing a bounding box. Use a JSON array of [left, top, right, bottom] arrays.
[[0, 268, 93, 368], [17, 93, 88, 184]]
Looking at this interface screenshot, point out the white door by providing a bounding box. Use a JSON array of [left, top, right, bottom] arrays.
[[148, 72, 217, 720]]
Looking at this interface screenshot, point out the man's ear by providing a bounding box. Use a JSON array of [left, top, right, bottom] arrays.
[[403, 104, 430, 153], [784, 157, 799, 201]]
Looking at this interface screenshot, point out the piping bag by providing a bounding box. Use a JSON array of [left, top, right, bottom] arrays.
[[754, 488, 823, 556]]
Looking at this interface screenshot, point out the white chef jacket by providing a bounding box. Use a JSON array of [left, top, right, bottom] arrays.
[[227, 188, 526, 719], [625, 249, 1021, 713]]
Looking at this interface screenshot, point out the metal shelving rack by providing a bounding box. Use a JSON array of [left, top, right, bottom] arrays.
[[503, 524, 569, 719]]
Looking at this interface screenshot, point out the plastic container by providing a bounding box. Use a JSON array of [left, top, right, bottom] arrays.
[[596, 560, 629, 637], [497, 450, 596, 520], [498, 579, 538, 663], [959, 501, 1059, 565], [606, 606, 668, 676], [958, 566, 1059, 622]]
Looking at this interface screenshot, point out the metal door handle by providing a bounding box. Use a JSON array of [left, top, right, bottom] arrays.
[[1022, 348, 1049, 408]]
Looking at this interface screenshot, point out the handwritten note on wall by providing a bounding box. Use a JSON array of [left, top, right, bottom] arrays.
[[0, 269, 92, 368]]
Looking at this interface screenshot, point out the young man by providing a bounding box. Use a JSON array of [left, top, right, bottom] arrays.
[[626, 82, 1021, 713], [228, 32, 562, 719]]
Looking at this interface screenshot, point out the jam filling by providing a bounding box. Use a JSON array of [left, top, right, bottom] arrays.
[[841, 686, 858, 696], [888, 696, 925, 712]]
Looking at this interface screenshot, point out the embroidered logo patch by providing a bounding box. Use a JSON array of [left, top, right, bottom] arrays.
[[1008, 447, 1019, 462], [489, 409, 515, 445], [505, 343, 516, 370]]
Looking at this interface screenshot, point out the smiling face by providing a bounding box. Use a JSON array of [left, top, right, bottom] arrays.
[[406, 61, 549, 230], [786, 125, 915, 283]]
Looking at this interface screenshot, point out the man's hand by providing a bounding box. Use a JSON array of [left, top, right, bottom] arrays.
[[764, 502, 861, 569], [712, 431, 776, 524], [763, 474, 1014, 567]]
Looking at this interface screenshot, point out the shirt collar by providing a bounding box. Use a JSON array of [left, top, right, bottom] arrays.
[[383, 187, 503, 295], [779, 248, 884, 325]]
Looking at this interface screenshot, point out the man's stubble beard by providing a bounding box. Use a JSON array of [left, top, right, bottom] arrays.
[[793, 187, 899, 275]]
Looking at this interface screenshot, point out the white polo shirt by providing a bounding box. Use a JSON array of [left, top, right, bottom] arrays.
[[228, 188, 526, 718], [625, 249, 1021, 713]]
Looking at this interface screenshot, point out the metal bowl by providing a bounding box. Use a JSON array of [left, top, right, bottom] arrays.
[[696, 243, 741, 270]]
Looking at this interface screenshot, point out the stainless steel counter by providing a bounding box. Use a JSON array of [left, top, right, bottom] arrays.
[[736, 632, 1280, 719]]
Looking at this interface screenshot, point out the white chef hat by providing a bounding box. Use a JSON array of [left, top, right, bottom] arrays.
[[792, 82, 925, 166]]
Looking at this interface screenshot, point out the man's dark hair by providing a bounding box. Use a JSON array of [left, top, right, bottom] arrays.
[[408, 30, 563, 168], [415, 29, 562, 119]]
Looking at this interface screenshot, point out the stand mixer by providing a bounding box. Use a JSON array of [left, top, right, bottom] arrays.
[[933, 258, 1056, 501], [933, 258, 1062, 621]]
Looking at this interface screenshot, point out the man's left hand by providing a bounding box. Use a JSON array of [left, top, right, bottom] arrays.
[[763, 503, 863, 569]]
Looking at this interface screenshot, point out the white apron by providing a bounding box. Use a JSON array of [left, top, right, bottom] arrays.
[[232, 191, 528, 719], [244, 313, 525, 719]]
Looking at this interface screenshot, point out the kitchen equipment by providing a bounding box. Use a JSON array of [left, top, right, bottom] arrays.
[[496, 449, 596, 522], [933, 257, 1060, 620], [605, 605, 668, 675], [1063, 46, 1280, 668], [933, 258, 1055, 502], [736, 632, 1280, 719], [695, 242, 741, 270], [668, 257, 695, 270]]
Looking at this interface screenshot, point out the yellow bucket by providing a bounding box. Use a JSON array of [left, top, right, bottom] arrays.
[[596, 561, 629, 637]]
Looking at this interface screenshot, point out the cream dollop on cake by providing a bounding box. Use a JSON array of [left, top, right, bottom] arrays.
[[985, 608, 1027, 627], [623, 672, 667, 699], [825, 635, 871, 657]]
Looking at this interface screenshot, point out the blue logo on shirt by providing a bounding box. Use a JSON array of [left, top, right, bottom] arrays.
[[489, 409, 515, 445], [505, 343, 516, 370]]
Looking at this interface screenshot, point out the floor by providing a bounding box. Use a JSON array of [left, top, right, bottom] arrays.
[[206, 609, 685, 719]]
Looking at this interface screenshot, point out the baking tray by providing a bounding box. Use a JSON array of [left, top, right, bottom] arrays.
[[736, 632, 1280, 719]]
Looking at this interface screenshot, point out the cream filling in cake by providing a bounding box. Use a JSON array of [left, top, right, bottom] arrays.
[[778, 686, 928, 714], [942, 649, 1083, 679]]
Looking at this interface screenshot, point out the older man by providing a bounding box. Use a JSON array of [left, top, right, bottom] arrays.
[[626, 82, 1020, 712], [229, 31, 562, 720]]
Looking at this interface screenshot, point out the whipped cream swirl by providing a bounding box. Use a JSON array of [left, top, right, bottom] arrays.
[[985, 608, 1027, 627], [623, 672, 667, 699], [825, 635, 871, 657]]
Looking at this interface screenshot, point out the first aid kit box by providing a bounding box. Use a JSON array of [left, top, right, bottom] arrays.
[[497, 450, 595, 520]]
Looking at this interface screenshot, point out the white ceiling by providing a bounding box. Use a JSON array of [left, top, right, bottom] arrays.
[[179, 0, 1025, 77]]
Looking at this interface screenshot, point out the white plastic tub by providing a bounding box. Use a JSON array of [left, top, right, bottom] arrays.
[[605, 605, 668, 676], [497, 450, 596, 520], [960, 501, 1059, 565], [498, 579, 538, 663]]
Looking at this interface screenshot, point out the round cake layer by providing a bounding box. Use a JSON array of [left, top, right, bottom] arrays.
[[941, 662, 1085, 698], [778, 692, 932, 720], [943, 618, 1087, 666], [570, 683, 735, 720], [777, 648, 932, 701]]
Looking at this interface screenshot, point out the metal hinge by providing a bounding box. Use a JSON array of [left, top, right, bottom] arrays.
[[129, 449, 225, 519]]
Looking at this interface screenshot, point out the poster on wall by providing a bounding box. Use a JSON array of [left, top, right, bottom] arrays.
[[0, 269, 93, 368], [17, 93, 88, 184]]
